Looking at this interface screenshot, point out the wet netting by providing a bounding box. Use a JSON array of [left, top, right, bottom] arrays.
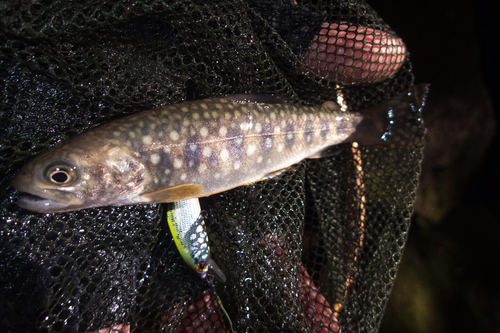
[[0, 1, 425, 332]]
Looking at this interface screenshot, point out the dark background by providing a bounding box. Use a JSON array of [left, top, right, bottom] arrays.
[[367, 0, 500, 332]]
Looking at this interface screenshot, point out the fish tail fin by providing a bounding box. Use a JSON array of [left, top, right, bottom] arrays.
[[346, 83, 429, 147]]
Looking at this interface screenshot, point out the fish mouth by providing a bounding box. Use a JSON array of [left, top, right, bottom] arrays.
[[17, 192, 74, 213]]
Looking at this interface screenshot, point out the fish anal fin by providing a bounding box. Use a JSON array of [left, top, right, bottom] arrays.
[[262, 167, 290, 180], [306, 146, 342, 159], [140, 184, 204, 203]]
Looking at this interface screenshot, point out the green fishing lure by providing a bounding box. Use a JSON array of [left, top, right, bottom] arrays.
[[166, 198, 226, 281], [166, 199, 233, 331]]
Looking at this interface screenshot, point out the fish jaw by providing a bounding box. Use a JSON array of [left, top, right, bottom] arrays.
[[17, 193, 81, 213]]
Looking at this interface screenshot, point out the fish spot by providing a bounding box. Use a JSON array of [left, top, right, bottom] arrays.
[[113, 131, 121, 137], [200, 103, 208, 109], [139, 120, 144, 127], [257, 156, 263, 163], [285, 123, 295, 148], [183, 119, 190, 127], [262, 136, 273, 150], [220, 149, 229, 161], [227, 104, 234, 109], [215, 104, 223, 110], [240, 122, 253, 131], [234, 110, 241, 117], [200, 127, 209, 137], [193, 113, 200, 120], [142, 135, 152, 145], [165, 168, 171, 175], [180, 173, 187, 181], [170, 131, 179, 141], [233, 161, 241, 170], [184, 135, 201, 170], [305, 119, 314, 145], [225, 112, 232, 119], [154, 177, 159, 184], [204, 111, 211, 119], [212, 111, 219, 118], [274, 126, 281, 134], [198, 163, 207, 173], [270, 112, 276, 120], [219, 98, 228, 103], [214, 173, 221, 179], [247, 144, 256, 156], [203, 147, 212, 157], [151, 154, 160, 165], [227, 127, 244, 161], [255, 123, 262, 133], [277, 144, 284, 152], [164, 146, 171, 153], [181, 106, 189, 112], [321, 117, 330, 139], [219, 126, 227, 136], [129, 131, 136, 138], [174, 159, 183, 169]]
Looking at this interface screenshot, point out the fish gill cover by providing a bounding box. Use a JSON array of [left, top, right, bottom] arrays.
[[0, 0, 424, 332]]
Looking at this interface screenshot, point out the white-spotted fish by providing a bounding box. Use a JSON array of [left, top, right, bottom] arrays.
[[12, 86, 427, 213], [166, 198, 226, 282]]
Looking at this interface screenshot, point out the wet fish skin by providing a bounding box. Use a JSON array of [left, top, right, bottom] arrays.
[[12, 94, 377, 213]]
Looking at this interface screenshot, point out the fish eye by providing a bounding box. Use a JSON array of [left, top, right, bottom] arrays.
[[45, 162, 78, 185]]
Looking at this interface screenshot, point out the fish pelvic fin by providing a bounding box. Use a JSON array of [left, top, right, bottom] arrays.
[[140, 184, 204, 203]]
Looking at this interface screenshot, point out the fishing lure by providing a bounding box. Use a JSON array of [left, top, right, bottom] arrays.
[[166, 198, 233, 331], [166, 198, 226, 282]]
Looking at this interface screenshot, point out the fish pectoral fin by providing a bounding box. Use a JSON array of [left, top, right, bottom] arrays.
[[140, 184, 204, 203]]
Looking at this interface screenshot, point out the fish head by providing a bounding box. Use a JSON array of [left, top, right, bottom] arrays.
[[12, 140, 147, 213]]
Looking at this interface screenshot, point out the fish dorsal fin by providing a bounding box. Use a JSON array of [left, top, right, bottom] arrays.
[[224, 94, 285, 104], [140, 184, 204, 203]]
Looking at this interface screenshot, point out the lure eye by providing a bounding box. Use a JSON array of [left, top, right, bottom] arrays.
[[45, 162, 78, 185], [196, 261, 209, 275]]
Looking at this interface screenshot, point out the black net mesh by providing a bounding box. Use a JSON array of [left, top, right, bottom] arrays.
[[0, 1, 424, 332]]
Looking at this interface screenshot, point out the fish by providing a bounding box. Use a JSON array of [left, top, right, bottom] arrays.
[[166, 198, 226, 282], [12, 85, 428, 213]]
